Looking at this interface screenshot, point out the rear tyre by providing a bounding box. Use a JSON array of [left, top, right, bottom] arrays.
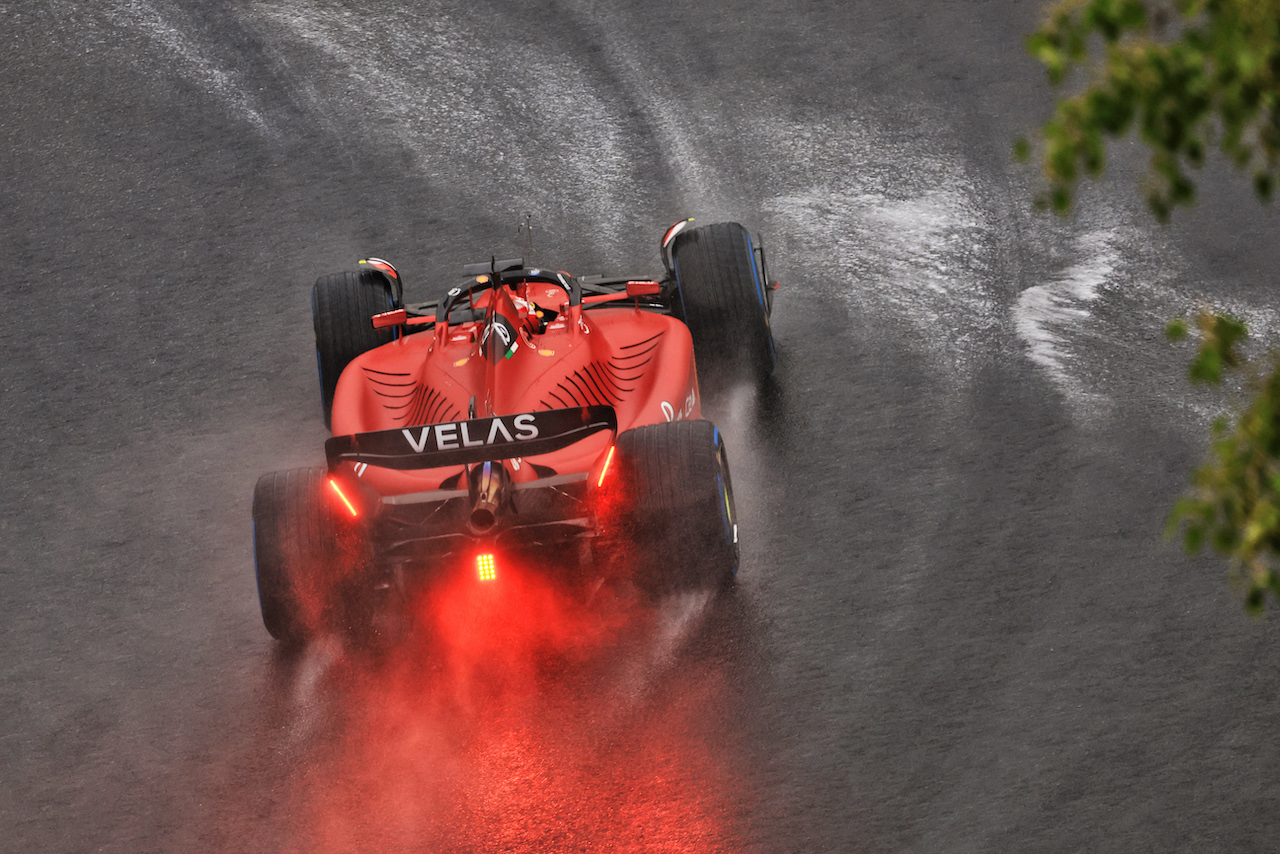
[[615, 420, 739, 597], [313, 270, 398, 428], [669, 221, 775, 392], [252, 467, 366, 644]]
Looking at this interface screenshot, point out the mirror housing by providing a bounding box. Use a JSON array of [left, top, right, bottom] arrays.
[[371, 308, 407, 329], [625, 280, 662, 297]]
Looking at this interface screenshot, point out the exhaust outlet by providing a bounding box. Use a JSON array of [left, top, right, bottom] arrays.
[[467, 461, 510, 534]]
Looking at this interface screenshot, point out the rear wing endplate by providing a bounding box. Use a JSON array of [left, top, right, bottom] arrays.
[[325, 406, 617, 471]]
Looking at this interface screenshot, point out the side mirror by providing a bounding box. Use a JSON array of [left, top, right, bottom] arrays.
[[625, 280, 662, 297], [371, 308, 407, 329]]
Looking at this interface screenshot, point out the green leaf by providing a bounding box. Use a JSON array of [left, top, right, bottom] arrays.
[[1190, 348, 1223, 383], [1184, 523, 1205, 553], [1050, 185, 1072, 212]]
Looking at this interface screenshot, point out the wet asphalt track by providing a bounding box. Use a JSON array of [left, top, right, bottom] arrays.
[[5, 1, 1280, 851]]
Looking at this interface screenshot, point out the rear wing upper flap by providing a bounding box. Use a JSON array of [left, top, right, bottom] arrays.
[[326, 406, 617, 471]]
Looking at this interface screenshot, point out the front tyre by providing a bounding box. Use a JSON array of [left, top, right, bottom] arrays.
[[616, 419, 739, 597], [313, 270, 398, 428], [669, 221, 775, 392]]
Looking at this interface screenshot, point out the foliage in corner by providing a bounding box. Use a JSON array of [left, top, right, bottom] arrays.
[[1019, 0, 1280, 220], [1023, 0, 1280, 612], [1167, 313, 1280, 613]]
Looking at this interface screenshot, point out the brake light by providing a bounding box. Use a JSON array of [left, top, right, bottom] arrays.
[[476, 553, 497, 582], [597, 445, 616, 487], [328, 477, 359, 518]]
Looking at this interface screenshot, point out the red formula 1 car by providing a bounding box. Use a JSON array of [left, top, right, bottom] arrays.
[[251, 220, 777, 643]]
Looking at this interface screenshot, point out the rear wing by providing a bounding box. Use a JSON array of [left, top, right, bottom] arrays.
[[325, 406, 617, 471]]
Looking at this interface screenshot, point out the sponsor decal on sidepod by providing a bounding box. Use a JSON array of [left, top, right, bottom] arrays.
[[661, 387, 697, 423]]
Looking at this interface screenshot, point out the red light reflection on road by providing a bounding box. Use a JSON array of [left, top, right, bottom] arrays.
[[280, 560, 745, 853]]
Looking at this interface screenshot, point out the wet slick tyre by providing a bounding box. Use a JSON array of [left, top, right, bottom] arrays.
[[616, 420, 739, 597], [252, 467, 365, 645], [313, 270, 398, 428], [670, 221, 775, 391]]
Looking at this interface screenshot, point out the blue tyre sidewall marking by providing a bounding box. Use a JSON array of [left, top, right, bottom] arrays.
[[673, 255, 689, 322], [744, 231, 766, 308], [716, 471, 732, 539], [744, 231, 777, 367]]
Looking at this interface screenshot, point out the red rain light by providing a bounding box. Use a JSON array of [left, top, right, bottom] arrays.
[[328, 477, 359, 518], [597, 445, 616, 487], [476, 553, 497, 582]]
